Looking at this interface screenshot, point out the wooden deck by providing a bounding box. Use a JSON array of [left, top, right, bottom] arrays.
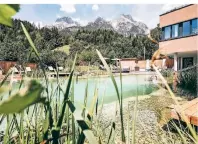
[[48, 72, 71, 77], [170, 98, 198, 126]]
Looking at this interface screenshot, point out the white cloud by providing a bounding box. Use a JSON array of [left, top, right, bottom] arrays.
[[92, 4, 99, 11], [59, 4, 76, 13]]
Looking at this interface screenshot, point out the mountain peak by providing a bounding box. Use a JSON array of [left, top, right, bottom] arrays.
[[121, 14, 135, 22], [52, 16, 80, 29], [94, 17, 105, 23], [51, 15, 148, 36], [55, 17, 74, 23]]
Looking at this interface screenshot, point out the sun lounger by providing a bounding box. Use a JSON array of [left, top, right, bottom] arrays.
[[58, 67, 64, 71], [13, 67, 19, 73], [99, 65, 106, 70], [122, 66, 130, 73], [48, 66, 54, 71], [25, 67, 31, 72]]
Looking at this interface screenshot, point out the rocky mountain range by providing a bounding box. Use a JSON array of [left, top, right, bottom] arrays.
[[48, 14, 149, 36]]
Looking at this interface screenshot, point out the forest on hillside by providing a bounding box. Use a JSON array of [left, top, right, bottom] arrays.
[[0, 19, 161, 67]]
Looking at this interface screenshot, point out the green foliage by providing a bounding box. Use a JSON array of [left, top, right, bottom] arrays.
[[0, 19, 66, 64], [0, 80, 44, 114], [70, 28, 159, 65], [54, 45, 70, 55], [150, 24, 161, 42], [161, 69, 174, 77], [0, 4, 20, 26], [178, 65, 197, 94], [41, 50, 67, 67]]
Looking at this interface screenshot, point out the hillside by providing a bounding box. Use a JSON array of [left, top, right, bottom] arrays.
[[53, 45, 70, 55], [0, 19, 161, 67]]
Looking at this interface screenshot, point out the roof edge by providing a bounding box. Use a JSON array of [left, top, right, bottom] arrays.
[[160, 4, 194, 16]]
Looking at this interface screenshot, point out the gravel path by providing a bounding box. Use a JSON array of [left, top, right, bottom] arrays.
[[94, 88, 193, 144]]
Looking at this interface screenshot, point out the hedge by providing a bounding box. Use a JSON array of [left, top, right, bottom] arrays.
[[178, 65, 197, 94]]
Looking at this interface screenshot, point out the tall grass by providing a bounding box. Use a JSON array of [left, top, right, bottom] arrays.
[[96, 49, 125, 142], [152, 64, 198, 142], [0, 23, 99, 144]]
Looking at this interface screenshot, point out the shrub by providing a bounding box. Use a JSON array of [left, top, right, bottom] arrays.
[[160, 68, 174, 77], [178, 65, 197, 94]]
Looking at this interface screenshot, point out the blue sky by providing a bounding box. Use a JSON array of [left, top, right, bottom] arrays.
[[14, 4, 182, 29]]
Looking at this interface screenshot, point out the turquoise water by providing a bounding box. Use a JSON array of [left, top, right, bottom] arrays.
[[0, 74, 157, 130], [2, 75, 157, 106], [47, 74, 157, 109]]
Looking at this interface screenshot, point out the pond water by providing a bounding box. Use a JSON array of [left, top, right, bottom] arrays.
[[48, 74, 157, 109], [0, 74, 157, 131]]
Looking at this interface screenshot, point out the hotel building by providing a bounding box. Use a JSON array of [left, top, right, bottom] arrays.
[[159, 4, 198, 71]]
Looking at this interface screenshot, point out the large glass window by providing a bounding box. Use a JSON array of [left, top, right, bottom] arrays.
[[161, 19, 198, 41], [164, 26, 171, 39], [182, 21, 190, 36], [161, 28, 165, 40], [172, 24, 179, 38], [192, 19, 198, 34]]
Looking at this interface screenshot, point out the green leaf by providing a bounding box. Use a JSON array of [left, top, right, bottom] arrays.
[[8, 4, 20, 12], [67, 100, 98, 144], [57, 53, 77, 128], [0, 80, 45, 114], [0, 4, 20, 26], [21, 22, 40, 59], [96, 49, 121, 105]]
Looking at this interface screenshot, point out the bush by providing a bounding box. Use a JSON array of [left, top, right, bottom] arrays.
[[178, 65, 197, 94], [160, 68, 173, 77]]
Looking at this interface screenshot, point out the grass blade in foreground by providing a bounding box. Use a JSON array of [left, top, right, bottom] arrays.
[[82, 79, 88, 118], [57, 53, 77, 128], [71, 78, 76, 144], [132, 76, 138, 144], [96, 49, 121, 105], [21, 23, 40, 59], [96, 49, 125, 142], [119, 62, 125, 142], [67, 100, 98, 144]]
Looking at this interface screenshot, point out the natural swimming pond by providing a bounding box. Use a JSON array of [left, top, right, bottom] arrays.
[[47, 74, 158, 108], [2, 74, 157, 105], [0, 74, 157, 130]]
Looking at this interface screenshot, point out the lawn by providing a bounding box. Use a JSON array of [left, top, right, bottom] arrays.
[[54, 45, 70, 55]]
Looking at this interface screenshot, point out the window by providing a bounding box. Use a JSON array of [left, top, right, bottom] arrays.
[[183, 57, 193, 69], [182, 21, 190, 36], [164, 26, 171, 39], [161, 18, 198, 41], [161, 28, 165, 40], [192, 19, 198, 34], [172, 24, 179, 38], [178, 23, 183, 37]]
